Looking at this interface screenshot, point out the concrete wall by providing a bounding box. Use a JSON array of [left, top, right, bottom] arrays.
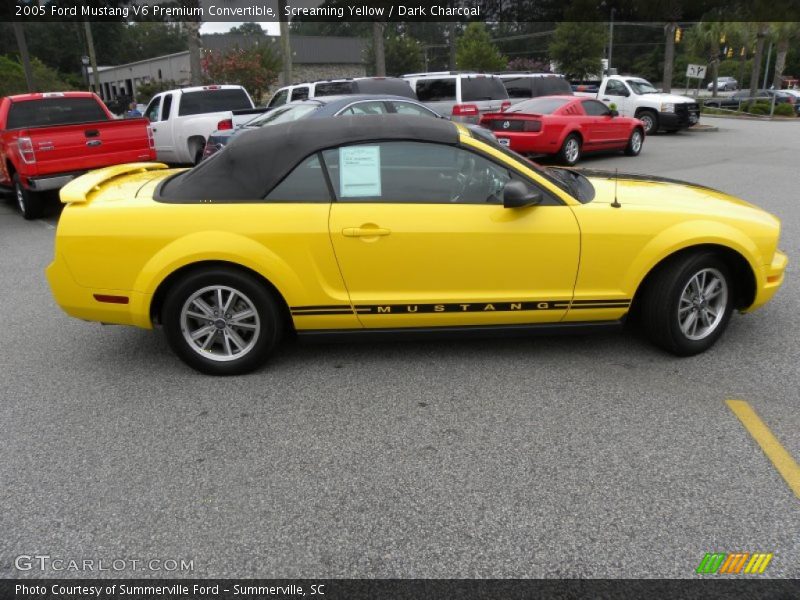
[[93, 52, 190, 102]]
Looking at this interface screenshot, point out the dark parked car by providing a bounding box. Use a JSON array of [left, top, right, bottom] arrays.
[[496, 73, 573, 103], [705, 89, 795, 110], [203, 95, 441, 159]]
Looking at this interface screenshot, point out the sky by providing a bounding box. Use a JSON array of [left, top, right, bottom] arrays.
[[200, 22, 280, 35]]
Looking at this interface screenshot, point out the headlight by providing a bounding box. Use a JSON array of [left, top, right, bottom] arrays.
[[661, 102, 676, 113]]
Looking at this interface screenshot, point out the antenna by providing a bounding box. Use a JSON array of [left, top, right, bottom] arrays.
[[611, 169, 621, 208]]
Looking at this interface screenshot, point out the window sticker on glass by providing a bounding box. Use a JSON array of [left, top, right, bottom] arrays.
[[339, 145, 381, 198]]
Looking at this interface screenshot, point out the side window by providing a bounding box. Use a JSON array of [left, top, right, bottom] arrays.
[[268, 89, 289, 108], [160, 93, 173, 121], [415, 78, 457, 102], [582, 100, 610, 116], [321, 142, 511, 205], [502, 77, 532, 99], [315, 82, 355, 96], [337, 101, 388, 116], [391, 101, 437, 117], [291, 86, 309, 101], [264, 154, 331, 203], [605, 80, 627, 96], [145, 96, 160, 122]]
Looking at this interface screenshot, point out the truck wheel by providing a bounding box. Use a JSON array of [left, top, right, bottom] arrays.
[[637, 110, 658, 135], [558, 134, 581, 166], [624, 128, 644, 156], [13, 174, 46, 220], [162, 267, 284, 375], [640, 251, 733, 356]]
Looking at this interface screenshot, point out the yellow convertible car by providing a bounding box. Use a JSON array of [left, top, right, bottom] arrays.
[[47, 115, 786, 375]]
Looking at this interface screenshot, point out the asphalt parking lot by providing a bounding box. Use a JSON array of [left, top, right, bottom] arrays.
[[1, 117, 798, 579]]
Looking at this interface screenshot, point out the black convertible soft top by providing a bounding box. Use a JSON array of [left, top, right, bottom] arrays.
[[157, 114, 460, 202]]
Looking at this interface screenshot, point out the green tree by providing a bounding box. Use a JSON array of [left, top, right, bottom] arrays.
[[365, 33, 424, 77], [549, 21, 604, 80], [229, 22, 266, 36], [771, 22, 800, 89], [201, 44, 280, 104], [0, 55, 74, 96], [687, 19, 730, 96], [456, 23, 506, 72]]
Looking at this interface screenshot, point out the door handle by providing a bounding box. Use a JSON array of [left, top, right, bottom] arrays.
[[342, 226, 391, 237], [602, 98, 611, 101]]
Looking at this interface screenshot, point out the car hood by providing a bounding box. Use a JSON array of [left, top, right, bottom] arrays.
[[639, 92, 697, 104], [574, 168, 777, 222]]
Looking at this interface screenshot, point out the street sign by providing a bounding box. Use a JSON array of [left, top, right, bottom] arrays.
[[686, 64, 707, 79]]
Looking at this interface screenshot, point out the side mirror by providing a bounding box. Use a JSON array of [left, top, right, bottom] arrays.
[[503, 180, 542, 209], [609, 109, 619, 117]]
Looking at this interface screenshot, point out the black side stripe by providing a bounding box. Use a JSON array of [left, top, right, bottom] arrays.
[[291, 299, 631, 316]]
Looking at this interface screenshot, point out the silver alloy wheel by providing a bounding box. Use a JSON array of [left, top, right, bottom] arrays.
[[564, 138, 580, 164], [180, 285, 260, 362], [630, 130, 643, 153], [640, 114, 655, 134], [15, 184, 25, 214], [677, 268, 728, 341]]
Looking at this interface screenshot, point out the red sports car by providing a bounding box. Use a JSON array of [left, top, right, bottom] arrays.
[[480, 96, 645, 166]]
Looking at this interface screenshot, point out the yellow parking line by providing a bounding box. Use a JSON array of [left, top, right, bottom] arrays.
[[726, 399, 800, 499]]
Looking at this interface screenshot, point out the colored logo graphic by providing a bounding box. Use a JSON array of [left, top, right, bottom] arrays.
[[696, 552, 773, 575]]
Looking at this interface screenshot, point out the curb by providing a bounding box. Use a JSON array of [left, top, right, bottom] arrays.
[[687, 124, 719, 132]]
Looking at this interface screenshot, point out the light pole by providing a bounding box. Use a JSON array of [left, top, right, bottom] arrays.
[[608, 7, 615, 75]]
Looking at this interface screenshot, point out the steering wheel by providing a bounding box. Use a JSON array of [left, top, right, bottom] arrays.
[[450, 154, 477, 202]]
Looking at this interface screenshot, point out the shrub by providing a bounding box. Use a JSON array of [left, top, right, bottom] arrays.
[[743, 101, 770, 115], [773, 103, 796, 117]]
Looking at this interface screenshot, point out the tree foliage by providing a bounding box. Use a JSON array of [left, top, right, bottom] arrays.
[[456, 23, 506, 72], [365, 33, 424, 77], [0, 55, 75, 96], [201, 45, 280, 104], [549, 21, 605, 79]]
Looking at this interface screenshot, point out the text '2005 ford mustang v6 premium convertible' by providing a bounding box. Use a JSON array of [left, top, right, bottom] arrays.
[[47, 115, 786, 375]]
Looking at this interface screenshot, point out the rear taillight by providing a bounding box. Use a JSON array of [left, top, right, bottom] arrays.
[[217, 118, 233, 131], [146, 125, 155, 150], [452, 104, 479, 117], [523, 120, 542, 132], [500, 100, 511, 112], [18, 137, 36, 164]]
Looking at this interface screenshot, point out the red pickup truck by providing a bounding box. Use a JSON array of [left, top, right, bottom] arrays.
[[1, 91, 156, 219]]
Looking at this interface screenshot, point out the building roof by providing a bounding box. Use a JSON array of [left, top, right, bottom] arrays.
[[201, 34, 365, 65]]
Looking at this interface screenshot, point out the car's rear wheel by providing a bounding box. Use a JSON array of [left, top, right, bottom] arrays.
[[558, 134, 581, 166], [640, 252, 734, 356], [637, 110, 658, 135], [162, 268, 283, 375], [624, 128, 644, 156], [13, 174, 46, 220]]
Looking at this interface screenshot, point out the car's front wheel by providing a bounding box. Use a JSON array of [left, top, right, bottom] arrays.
[[624, 128, 644, 156], [637, 110, 658, 135], [640, 252, 734, 356], [558, 134, 581, 166], [162, 268, 283, 375]]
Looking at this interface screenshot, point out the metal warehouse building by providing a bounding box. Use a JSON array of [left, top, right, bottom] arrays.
[[91, 34, 366, 104]]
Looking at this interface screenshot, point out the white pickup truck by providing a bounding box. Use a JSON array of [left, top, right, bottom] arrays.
[[143, 85, 264, 164], [575, 75, 700, 135]]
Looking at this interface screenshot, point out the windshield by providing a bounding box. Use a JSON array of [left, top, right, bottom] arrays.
[[245, 103, 321, 128], [626, 79, 659, 95], [466, 126, 594, 202], [509, 97, 571, 114]]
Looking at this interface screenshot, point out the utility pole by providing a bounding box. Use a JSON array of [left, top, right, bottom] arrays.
[[608, 8, 615, 74], [278, 0, 292, 85], [762, 41, 772, 89], [12, 22, 35, 92], [373, 22, 386, 76], [83, 21, 101, 93]]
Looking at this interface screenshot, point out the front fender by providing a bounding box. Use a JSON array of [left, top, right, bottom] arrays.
[[622, 219, 762, 296]]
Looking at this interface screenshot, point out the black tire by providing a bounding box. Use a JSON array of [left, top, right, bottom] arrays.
[[637, 110, 658, 135], [162, 268, 284, 375], [558, 133, 581, 166], [624, 127, 644, 156], [193, 147, 204, 165], [13, 174, 46, 220], [639, 251, 734, 356]]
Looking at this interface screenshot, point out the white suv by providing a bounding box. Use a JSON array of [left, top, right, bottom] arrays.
[[402, 72, 510, 123], [267, 77, 416, 108]]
